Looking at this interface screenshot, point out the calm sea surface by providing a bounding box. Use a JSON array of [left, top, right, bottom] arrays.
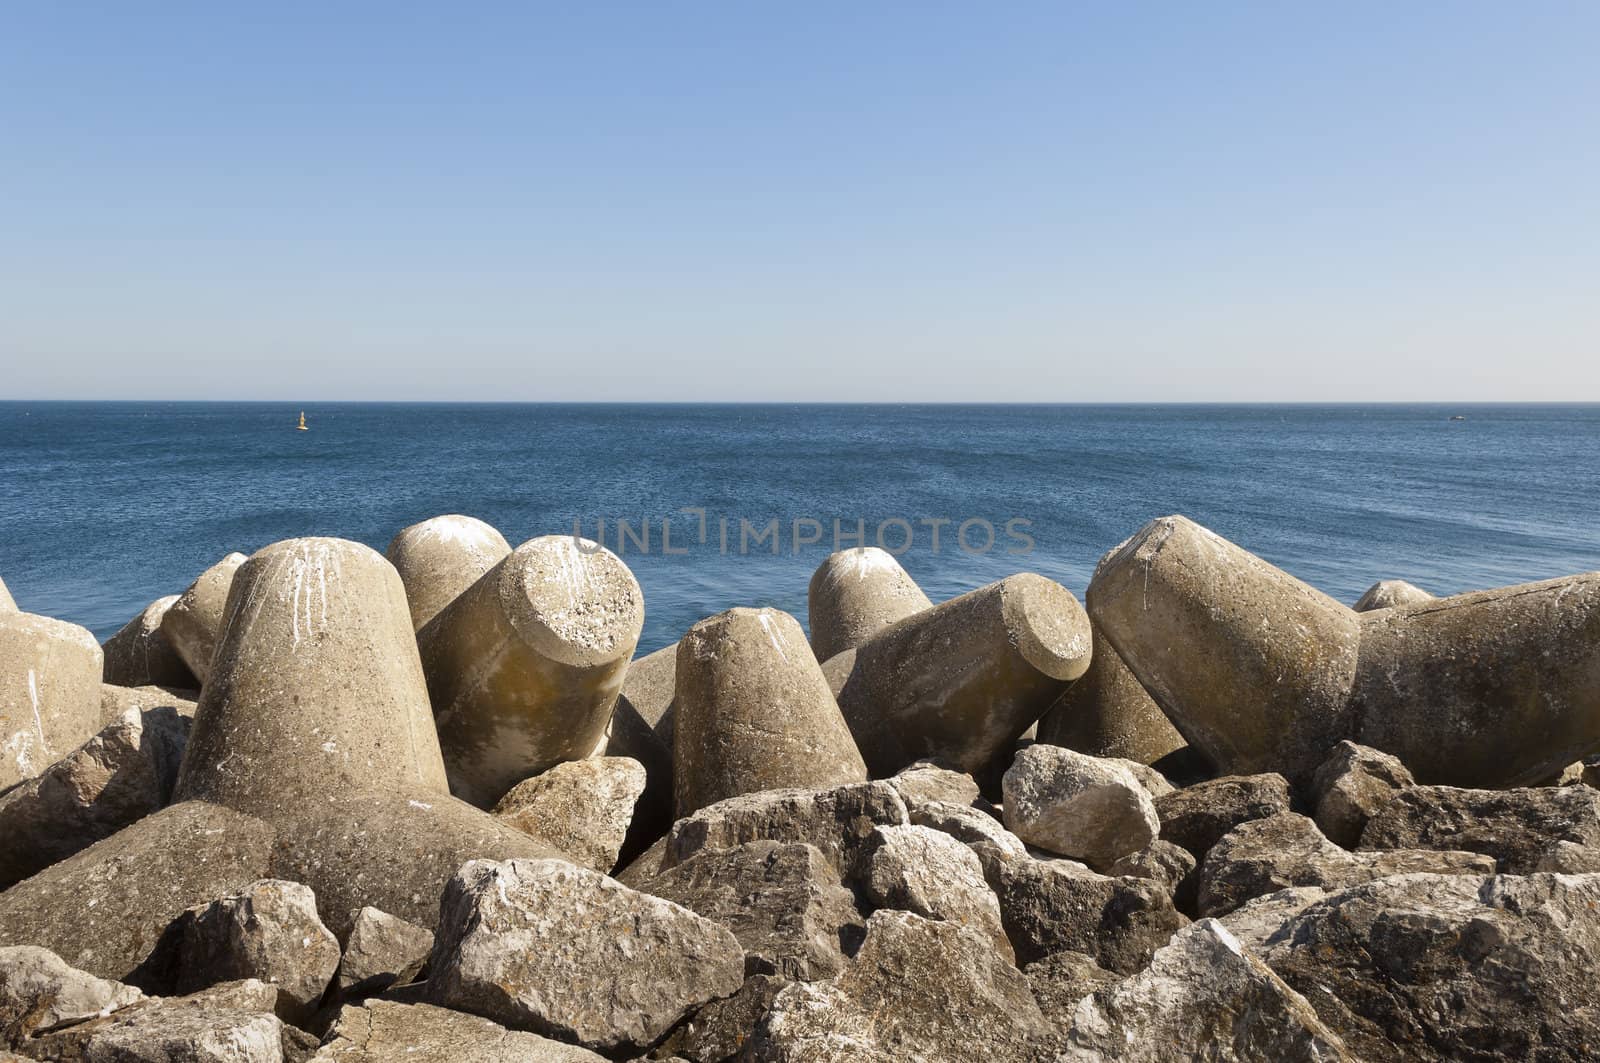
[[1, 403, 1596, 654]]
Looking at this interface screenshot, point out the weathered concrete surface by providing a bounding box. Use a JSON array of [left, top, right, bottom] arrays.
[[1089, 516, 1363, 785], [1, 612, 104, 793], [806, 547, 932, 663], [334, 908, 433, 999], [426, 858, 744, 1053], [99, 682, 198, 720], [1037, 624, 1187, 765], [492, 756, 646, 873], [1352, 572, 1600, 787], [616, 642, 677, 736], [160, 552, 246, 683], [419, 535, 644, 808], [314, 1000, 605, 1062], [1360, 784, 1600, 874], [1352, 578, 1436, 612], [1155, 773, 1295, 860], [101, 595, 198, 690], [0, 945, 143, 1048], [174, 537, 449, 816], [1309, 740, 1414, 848], [385, 514, 512, 632], [588, 696, 673, 867], [1001, 744, 1160, 869], [824, 572, 1092, 785], [673, 607, 866, 817], [0, 576, 15, 613], [859, 824, 1011, 959]]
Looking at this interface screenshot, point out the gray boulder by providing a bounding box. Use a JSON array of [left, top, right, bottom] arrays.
[[1108, 839, 1198, 907], [888, 760, 981, 811], [1308, 740, 1414, 848], [1155, 773, 1293, 860], [176, 880, 340, 1022], [1359, 784, 1600, 873], [100, 595, 198, 690], [159, 551, 247, 684], [334, 908, 434, 999], [649, 974, 787, 1063], [0, 946, 142, 1048], [1001, 744, 1159, 868], [859, 824, 1011, 959], [1021, 951, 1118, 1029], [906, 799, 1028, 863], [492, 756, 646, 874], [314, 1000, 604, 1062]]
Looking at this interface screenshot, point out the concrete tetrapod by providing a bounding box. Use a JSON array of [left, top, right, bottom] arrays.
[[1036, 625, 1186, 765], [1, 611, 104, 792], [159, 552, 247, 683], [0, 574, 16, 612], [101, 595, 198, 690], [419, 535, 644, 807], [385, 514, 512, 631], [807, 547, 933, 662]]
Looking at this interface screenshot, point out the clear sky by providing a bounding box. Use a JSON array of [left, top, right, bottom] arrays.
[[2, 2, 1596, 401]]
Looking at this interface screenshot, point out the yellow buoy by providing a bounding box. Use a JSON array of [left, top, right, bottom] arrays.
[[296, 411, 309, 431]]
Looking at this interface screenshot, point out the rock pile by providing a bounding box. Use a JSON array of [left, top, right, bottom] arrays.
[[3, 511, 1599, 1061]]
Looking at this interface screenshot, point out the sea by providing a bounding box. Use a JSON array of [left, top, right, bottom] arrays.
[[1, 403, 1596, 654]]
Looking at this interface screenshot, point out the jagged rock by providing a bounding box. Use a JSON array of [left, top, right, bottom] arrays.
[[1108, 839, 1197, 903], [642, 841, 862, 981], [492, 756, 646, 874], [1352, 579, 1435, 612], [1059, 919, 1350, 1061], [100, 595, 198, 690], [98, 682, 196, 721], [748, 910, 1053, 1062], [1001, 744, 1159, 869], [0, 946, 142, 1047], [1, 611, 104, 792], [334, 909, 433, 999], [907, 799, 1028, 863], [384, 514, 512, 632], [1036, 624, 1186, 766], [1124, 759, 1176, 798], [313, 1000, 604, 1062], [1216, 886, 1329, 952], [1309, 740, 1414, 848], [859, 825, 1010, 959], [1155, 773, 1293, 860], [1260, 873, 1600, 1061], [888, 760, 981, 810], [1198, 813, 1495, 917], [176, 880, 340, 1022], [159, 551, 246, 684], [427, 858, 744, 1053], [1359, 784, 1600, 874], [649, 974, 786, 1062], [0, 703, 190, 889], [1021, 951, 1118, 1029], [590, 694, 673, 866], [806, 547, 933, 662]]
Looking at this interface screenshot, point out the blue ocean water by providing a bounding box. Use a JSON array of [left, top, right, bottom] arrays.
[[0, 402, 1596, 654]]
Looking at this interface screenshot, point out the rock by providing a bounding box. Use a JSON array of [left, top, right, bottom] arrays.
[[334, 908, 433, 999], [1309, 740, 1414, 848], [1021, 951, 1118, 1029], [649, 974, 786, 1063], [98, 682, 197, 720], [427, 858, 744, 1053], [419, 536, 644, 807], [0, 703, 190, 889], [1155, 773, 1293, 860], [385, 514, 512, 632], [1359, 784, 1600, 874], [1107, 839, 1197, 902], [159, 552, 247, 683], [672, 608, 866, 818], [314, 1000, 604, 1062], [1001, 744, 1159, 869], [1216, 886, 1329, 952], [100, 596, 198, 690], [589, 698, 674, 866], [492, 756, 646, 873], [887, 760, 980, 810], [1036, 623, 1186, 765], [805, 547, 932, 663], [982, 855, 1187, 972], [907, 799, 1028, 863], [1088, 516, 1363, 786], [1060, 919, 1350, 1061], [859, 824, 1010, 959], [1351, 579, 1435, 612], [175, 879, 339, 1022], [1197, 813, 1495, 917], [1, 612, 104, 792], [1261, 872, 1600, 1061], [823, 572, 1092, 786], [641, 841, 862, 981], [1123, 759, 1176, 798], [0, 801, 276, 991], [0, 946, 142, 1047]]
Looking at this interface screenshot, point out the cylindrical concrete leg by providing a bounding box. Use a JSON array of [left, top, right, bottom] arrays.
[[419, 535, 644, 808], [386, 514, 512, 631], [102, 595, 198, 689], [174, 537, 448, 815], [1351, 579, 1435, 612], [674, 607, 867, 817], [1, 612, 104, 790], [1036, 626, 1185, 765], [0, 575, 16, 613], [160, 552, 247, 683], [807, 548, 933, 662], [822, 572, 1091, 784]]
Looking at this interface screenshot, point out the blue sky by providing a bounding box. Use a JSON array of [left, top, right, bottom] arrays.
[[2, 2, 1596, 400]]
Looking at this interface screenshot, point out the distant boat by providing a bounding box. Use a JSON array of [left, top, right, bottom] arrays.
[[1449, 415, 1466, 421], [296, 411, 309, 431]]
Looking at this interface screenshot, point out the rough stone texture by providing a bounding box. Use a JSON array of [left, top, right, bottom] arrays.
[[1001, 744, 1159, 869], [649, 973, 787, 1063], [313, 1000, 604, 1062], [823, 572, 1092, 786], [616, 642, 677, 737], [1216, 886, 1330, 953], [419, 536, 644, 808], [982, 855, 1187, 972], [1360, 784, 1600, 874], [673, 608, 866, 818], [887, 760, 981, 811], [160, 552, 247, 683], [1352, 579, 1436, 612], [642, 841, 862, 981], [174, 537, 450, 817], [1036, 624, 1186, 765], [1, 611, 104, 793], [334, 908, 433, 998], [1021, 951, 1119, 1029], [176, 880, 340, 1021], [98, 682, 197, 721], [748, 910, 1053, 1062], [1198, 813, 1495, 918], [806, 547, 933, 663], [859, 824, 1011, 959], [385, 514, 512, 632], [1155, 773, 1294, 860], [100, 596, 198, 690], [1260, 873, 1600, 1061], [1089, 516, 1363, 786], [0, 801, 276, 992], [1060, 919, 1350, 1061], [1108, 839, 1198, 904], [605, 645, 679, 864], [1124, 758, 1176, 798], [1309, 740, 1414, 848], [0, 703, 190, 889], [0, 576, 14, 613], [426, 858, 744, 1053], [0, 946, 143, 1048], [906, 799, 1028, 862], [1352, 573, 1600, 787], [492, 756, 646, 873]]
